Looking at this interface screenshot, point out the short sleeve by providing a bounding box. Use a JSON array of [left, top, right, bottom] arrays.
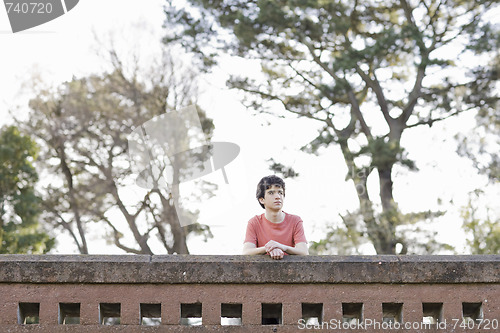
[[293, 218, 307, 244], [243, 218, 257, 245]]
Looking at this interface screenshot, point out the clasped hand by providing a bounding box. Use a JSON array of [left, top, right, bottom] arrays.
[[265, 240, 287, 260]]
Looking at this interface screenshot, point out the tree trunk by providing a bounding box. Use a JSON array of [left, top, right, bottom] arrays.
[[356, 173, 395, 254], [169, 206, 189, 254], [109, 181, 154, 255], [377, 165, 398, 254], [57, 144, 89, 254], [158, 190, 189, 254], [168, 160, 189, 254], [338, 138, 396, 254]]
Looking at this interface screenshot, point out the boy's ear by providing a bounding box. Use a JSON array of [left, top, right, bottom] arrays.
[[259, 197, 264, 204]]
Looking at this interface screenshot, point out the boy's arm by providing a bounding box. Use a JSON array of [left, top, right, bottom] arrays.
[[243, 242, 285, 259], [284, 242, 309, 255], [242, 242, 267, 255], [265, 240, 309, 255]]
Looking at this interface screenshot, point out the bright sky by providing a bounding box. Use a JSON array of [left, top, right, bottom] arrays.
[[0, 1, 496, 255]]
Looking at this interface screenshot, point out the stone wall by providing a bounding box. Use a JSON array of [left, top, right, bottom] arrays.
[[0, 255, 498, 332]]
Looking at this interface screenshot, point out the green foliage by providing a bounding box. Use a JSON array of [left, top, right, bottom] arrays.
[[311, 208, 451, 255], [357, 137, 417, 171], [309, 226, 364, 255], [461, 191, 500, 254], [0, 126, 54, 253], [456, 54, 499, 182], [267, 158, 300, 178], [309, 209, 369, 255]]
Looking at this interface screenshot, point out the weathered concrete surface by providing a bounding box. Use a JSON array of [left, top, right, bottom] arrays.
[[1, 283, 499, 331], [0, 325, 315, 332], [0, 256, 499, 332], [0, 255, 498, 284]]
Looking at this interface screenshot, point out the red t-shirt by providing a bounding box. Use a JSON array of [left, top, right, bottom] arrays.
[[244, 212, 307, 248]]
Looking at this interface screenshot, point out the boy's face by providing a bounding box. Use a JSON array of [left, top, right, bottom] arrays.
[[259, 184, 284, 210]]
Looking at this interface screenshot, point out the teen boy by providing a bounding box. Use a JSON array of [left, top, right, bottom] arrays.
[[243, 175, 308, 260]]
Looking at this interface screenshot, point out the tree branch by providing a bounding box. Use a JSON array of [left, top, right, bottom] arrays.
[[101, 216, 144, 255], [406, 107, 475, 129], [354, 64, 394, 127], [44, 205, 84, 254], [145, 199, 173, 253], [54, 140, 89, 254], [302, 39, 372, 137]]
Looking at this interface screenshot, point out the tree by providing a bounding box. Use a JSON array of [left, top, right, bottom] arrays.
[[461, 190, 500, 254], [456, 53, 499, 254], [20, 48, 214, 254], [456, 47, 499, 181], [0, 125, 54, 254], [164, 0, 499, 254]]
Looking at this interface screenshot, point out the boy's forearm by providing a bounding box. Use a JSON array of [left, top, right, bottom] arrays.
[[284, 244, 309, 255], [242, 246, 267, 255]]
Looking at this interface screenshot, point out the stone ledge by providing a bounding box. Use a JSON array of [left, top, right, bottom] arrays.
[[0, 255, 498, 284]]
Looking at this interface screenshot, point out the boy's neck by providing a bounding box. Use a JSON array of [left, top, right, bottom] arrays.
[[265, 210, 285, 223]]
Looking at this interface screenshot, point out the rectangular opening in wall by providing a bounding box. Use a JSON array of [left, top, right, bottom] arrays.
[[59, 303, 80, 324], [462, 302, 483, 323], [180, 303, 202, 326], [302, 303, 323, 326], [221, 303, 242, 326], [342, 303, 363, 324], [382, 303, 402, 323], [140, 303, 161, 326], [262, 303, 282, 325], [18, 303, 40, 325], [99, 303, 121, 325], [422, 303, 442, 325]]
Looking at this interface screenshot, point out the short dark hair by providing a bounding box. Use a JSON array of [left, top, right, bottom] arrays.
[[256, 175, 286, 209]]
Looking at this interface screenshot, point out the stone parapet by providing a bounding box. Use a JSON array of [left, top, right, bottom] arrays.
[[0, 254, 498, 284], [0, 255, 499, 332]]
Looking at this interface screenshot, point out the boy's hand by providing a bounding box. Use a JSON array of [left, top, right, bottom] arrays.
[[268, 248, 284, 260], [265, 240, 288, 253]]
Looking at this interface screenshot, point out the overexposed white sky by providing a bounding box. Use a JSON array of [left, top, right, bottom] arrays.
[[0, 1, 497, 255]]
